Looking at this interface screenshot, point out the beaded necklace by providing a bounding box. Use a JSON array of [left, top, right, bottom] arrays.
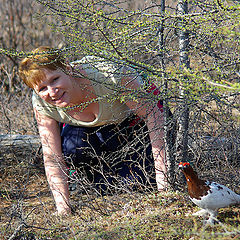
[[61, 97, 100, 113]]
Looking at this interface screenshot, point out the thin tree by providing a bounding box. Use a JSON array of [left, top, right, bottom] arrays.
[[175, 0, 190, 164]]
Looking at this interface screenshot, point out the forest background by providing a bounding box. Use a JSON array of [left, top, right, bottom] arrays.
[[0, 0, 239, 239]]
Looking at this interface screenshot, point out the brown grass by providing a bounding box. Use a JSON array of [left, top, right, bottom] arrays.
[[1, 149, 240, 240]]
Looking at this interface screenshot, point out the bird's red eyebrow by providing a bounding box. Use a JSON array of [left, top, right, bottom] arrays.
[[183, 162, 190, 166]]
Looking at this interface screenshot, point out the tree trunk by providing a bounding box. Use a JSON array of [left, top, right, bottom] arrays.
[[175, 0, 190, 163], [0, 134, 40, 149]]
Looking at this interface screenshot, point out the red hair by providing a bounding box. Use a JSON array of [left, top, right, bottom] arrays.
[[19, 46, 66, 89]]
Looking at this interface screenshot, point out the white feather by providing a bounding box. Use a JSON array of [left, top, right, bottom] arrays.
[[191, 181, 240, 211]]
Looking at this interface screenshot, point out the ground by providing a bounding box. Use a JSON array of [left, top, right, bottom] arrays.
[[1, 150, 240, 240]]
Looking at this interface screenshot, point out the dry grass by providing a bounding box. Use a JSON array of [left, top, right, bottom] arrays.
[[1, 150, 240, 240]]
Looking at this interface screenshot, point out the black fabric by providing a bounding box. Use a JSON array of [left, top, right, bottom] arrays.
[[61, 115, 156, 191]]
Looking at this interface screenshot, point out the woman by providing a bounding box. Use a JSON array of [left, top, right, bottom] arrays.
[[19, 46, 167, 215]]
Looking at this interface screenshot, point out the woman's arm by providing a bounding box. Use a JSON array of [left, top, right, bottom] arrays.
[[34, 109, 71, 214], [121, 70, 167, 190], [143, 106, 167, 191]]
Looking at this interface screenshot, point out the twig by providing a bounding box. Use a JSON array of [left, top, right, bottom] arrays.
[[8, 222, 25, 240]]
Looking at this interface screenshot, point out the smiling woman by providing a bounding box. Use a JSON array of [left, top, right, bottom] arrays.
[[19, 46, 167, 215], [34, 68, 81, 108]]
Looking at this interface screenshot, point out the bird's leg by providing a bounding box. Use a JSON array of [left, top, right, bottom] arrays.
[[204, 210, 219, 225], [192, 209, 209, 217]]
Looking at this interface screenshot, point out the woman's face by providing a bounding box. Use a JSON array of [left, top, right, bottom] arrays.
[[33, 68, 79, 108]]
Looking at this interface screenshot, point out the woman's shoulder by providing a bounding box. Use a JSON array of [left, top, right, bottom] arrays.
[[70, 56, 104, 67], [71, 56, 122, 71], [71, 56, 140, 86]]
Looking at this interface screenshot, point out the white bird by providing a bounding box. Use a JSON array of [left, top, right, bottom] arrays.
[[179, 162, 240, 224]]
